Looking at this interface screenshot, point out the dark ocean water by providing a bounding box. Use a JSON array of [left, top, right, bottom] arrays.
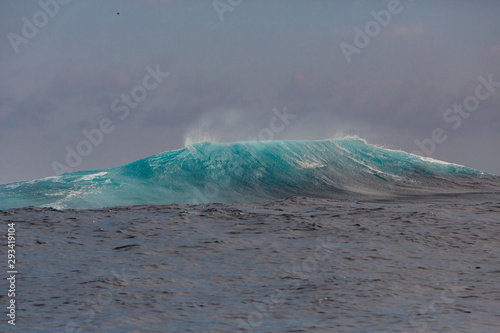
[[1, 193, 499, 332]]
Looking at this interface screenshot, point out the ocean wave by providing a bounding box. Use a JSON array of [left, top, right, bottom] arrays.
[[1, 138, 499, 209]]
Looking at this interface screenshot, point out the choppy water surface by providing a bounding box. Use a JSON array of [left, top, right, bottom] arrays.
[[1, 194, 500, 332]]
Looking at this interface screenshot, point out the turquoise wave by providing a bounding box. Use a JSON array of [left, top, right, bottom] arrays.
[[1, 138, 498, 209]]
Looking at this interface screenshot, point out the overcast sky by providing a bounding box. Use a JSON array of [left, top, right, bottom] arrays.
[[1, 0, 499, 184]]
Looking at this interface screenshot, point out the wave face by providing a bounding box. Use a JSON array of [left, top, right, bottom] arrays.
[[1, 138, 499, 209]]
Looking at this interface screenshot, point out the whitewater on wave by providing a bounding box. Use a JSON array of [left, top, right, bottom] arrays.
[[0, 138, 499, 210]]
